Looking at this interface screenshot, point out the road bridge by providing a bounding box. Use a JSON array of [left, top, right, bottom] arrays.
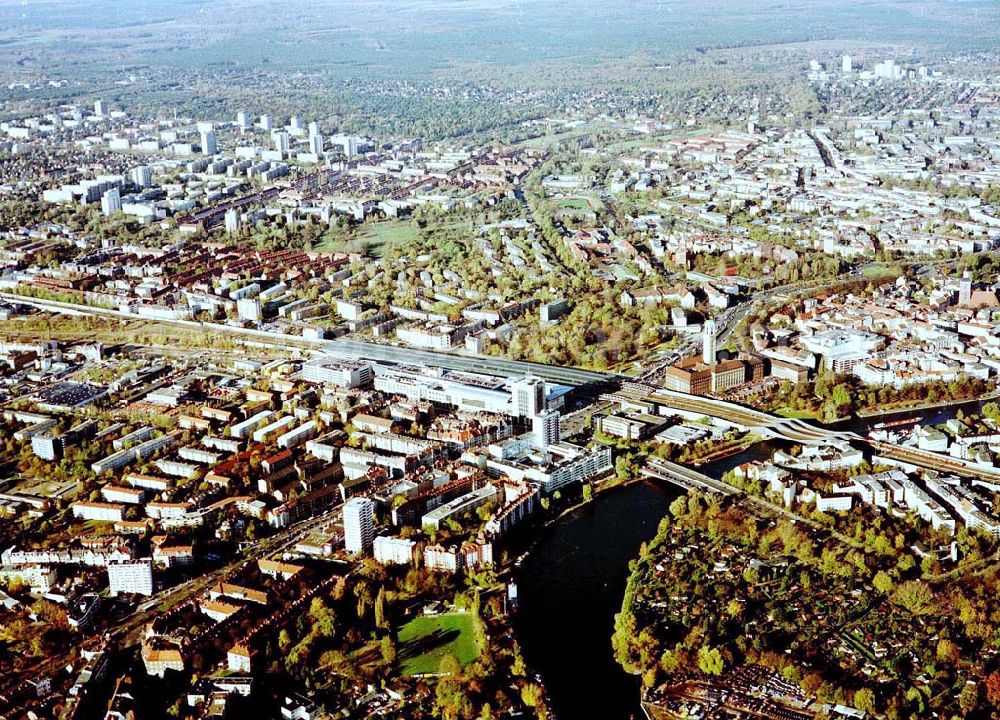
[[643, 457, 739, 496], [638, 386, 1000, 482]]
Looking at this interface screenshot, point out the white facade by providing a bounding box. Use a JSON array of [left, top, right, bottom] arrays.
[[372, 364, 514, 415], [702, 319, 717, 365], [130, 166, 152, 188], [107, 559, 154, 597], [373, 535, 416, 565], [511, 377, 545, 418], [237, 298, 262, 322], [272, 131, 290, 154], [253, 416, 295, 443], [815, 494, 853, 512], [101, 187, 121, 216], [277, 421, 317, 449], [424, 544, 463, 573], [72, 502, 124, 522], [200, 130, 218, 155], [230, 410, 273, 439], [486, 444, 613, 495], [344, 497, 375, 555], [531, 410, 561, 448], [225, 209, 241, 233], [301, 357, 373, 388]]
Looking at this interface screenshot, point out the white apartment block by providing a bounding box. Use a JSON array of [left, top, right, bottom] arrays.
[[424, 544, 463, 573], [230, 411, 274, 439], [343, 497, 375, 555], [373, 536, 416, 565], [72, 501, 125, 523], [107, 559, 154, 596]]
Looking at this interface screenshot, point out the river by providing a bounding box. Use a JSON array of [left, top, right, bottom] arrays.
[[512, 481, 679, 720], [513, 397, 987, 719]]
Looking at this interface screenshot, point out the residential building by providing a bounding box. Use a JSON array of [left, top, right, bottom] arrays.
[[373, 535, 416, 565], [107, 559, 154, 596], [343, 497, 375, 555]]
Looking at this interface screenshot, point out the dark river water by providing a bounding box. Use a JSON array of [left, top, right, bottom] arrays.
[[513, 396, 987, 719], [512, 480, 679, 720]]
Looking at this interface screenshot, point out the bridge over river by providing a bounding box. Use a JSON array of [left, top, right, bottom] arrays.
[[630, 384, 1000, 483]]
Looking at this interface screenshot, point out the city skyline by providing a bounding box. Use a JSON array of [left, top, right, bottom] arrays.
[[2, 2, 1000, 720]]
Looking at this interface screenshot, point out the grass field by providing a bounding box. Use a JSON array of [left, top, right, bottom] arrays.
[[4, 315, 224, 348], [861, 264, 903, 278], [556, 197, 593, 211], [359, 221, 421, 251], [316, 220, 421, 256], [519, 124, 599, 149], [774, 407, 822, 420], [397, 612, 479, 676]]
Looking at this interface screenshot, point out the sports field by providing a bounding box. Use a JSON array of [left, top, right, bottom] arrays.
[[397, 612, 479, 676]]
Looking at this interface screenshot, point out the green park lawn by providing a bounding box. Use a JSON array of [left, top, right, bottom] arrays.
[[316, 220, 421, 256], [359, 220, 422, 249], [774, 407, 822, 420], [861, 263, 903, 278], [397, 612, 480, 676], [556, 197, 592, 210]]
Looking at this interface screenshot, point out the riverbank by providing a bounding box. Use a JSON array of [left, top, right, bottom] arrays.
[[511, 391, 1000, 719], [690, 436, 762, 466], [854, 393, 999, 419], [550, 476, 637, 522], [507, 477, 635, 568]]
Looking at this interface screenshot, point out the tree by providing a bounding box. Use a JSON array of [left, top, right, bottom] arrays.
[[512, 651, 527, 677], [891, 580, 936, 616], [375, 586, 388, 630], [959, 681, 979, 715], [31, 599, 68, 629], [872, 570, 894, 595], [380, 635, 396, 667], [985, 671, 1000, 706], [439, 653, 462, 676], [309, 597, 337, 639], [612, 610, 639, 670], [697, 645, 725, 676], [936, 638, 959, 666], [521, 683, 544, 708], [801, 672, 824, 696], [854, 688, 876, 715]]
